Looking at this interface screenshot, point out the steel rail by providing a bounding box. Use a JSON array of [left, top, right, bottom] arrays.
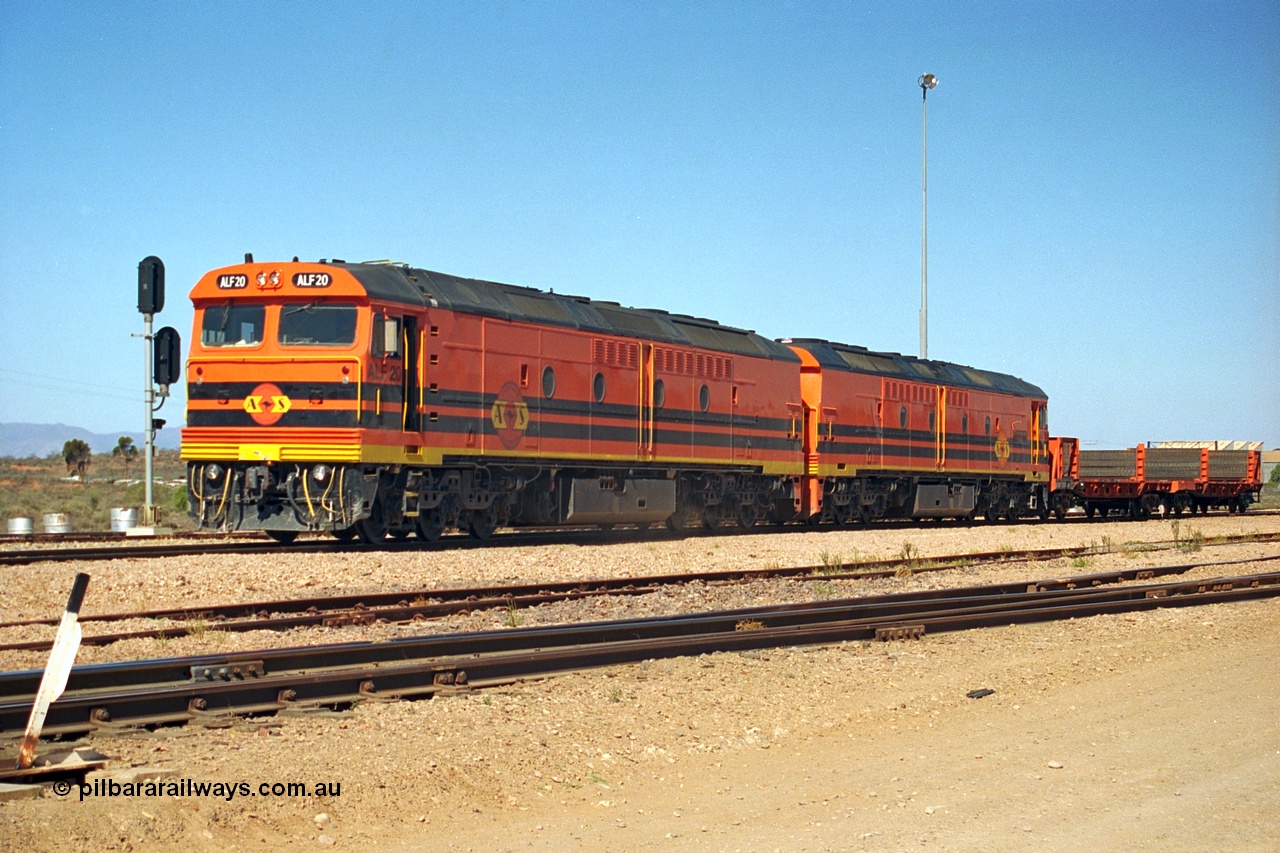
[[2, 569, 1277, 739], [4, 514, 1275, 567], [0, 526, 661, 566], [3, 543, 1276, 654]]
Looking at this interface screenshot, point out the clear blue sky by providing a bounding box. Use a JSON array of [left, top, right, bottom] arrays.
[[2, 1, 1276, 449]]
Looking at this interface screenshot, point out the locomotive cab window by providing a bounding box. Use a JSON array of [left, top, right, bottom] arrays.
[[201, 303, 264, 347], [278, 302, 358, 347], [371, 313, 401, 357]]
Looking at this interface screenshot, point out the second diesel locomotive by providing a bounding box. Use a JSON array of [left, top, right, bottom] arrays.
[[181, 259, 1053, 541]]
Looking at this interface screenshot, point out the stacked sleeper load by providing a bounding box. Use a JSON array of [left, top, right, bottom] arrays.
[[1144, 448, 1202, 481], [1207, 450, 1249, 480], [1077, 450, 1137, 479]]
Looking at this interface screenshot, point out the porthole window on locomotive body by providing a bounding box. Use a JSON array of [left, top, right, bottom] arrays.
[[984, 416, 991, 436], [542, 365, 555, 398], [699, 383, 710, 413], [654, 378, 666, 408], [899, 406, 907, 430], [593, 372, 606, 403]]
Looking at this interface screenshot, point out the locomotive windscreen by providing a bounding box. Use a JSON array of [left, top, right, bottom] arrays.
[[278, 303, 358, 347], [201, 303, 264, 347]]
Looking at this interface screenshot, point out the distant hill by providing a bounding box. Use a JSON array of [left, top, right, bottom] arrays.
[[0, 422, 183, 459]]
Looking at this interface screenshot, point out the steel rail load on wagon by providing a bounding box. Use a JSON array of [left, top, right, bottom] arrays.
[[180, 259, 1052, 542]]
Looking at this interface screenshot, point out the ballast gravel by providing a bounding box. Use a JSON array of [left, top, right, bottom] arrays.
[[0, 512, 1277, 851]]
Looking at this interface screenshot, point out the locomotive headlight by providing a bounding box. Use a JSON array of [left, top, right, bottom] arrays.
[[256, 271, 267, 285], [269, 270, 280, 285], [205, 463, 224, 482], [311, 464, 331, 483]]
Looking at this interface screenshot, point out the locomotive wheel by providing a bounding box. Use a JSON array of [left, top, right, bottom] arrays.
[[389, 527, 412, 541], [417, 507, 448, 540], [701, 502, 724, 530], [857, 505, 877, 527], [416, 495, 458, 542], [416, 509, 446, 542], [356, 503, 387, 545], [735, 501, 759, 529], [266, 530, 299, 544], [466, 506, 499, 540], [665, 504, 693, 531]]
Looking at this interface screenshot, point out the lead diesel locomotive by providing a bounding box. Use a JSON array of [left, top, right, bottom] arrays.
[[182, 259, 1050, 542]]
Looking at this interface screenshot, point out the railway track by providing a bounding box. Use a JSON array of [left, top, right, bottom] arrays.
[[2, 566, 1277, 741], [3, 535, 1277, 653], [4, 509, 1276, 567]]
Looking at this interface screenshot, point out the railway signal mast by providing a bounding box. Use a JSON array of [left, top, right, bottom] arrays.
[[137, 256, 181, 533]]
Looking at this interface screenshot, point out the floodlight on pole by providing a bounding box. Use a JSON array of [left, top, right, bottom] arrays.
[[918, 73, 937, 360]]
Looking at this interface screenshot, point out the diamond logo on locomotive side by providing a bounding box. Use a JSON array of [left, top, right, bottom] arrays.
[[490, 382, 530, 449]]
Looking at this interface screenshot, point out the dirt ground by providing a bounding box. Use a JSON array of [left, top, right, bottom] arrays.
[[1, 514, 1278, 851]]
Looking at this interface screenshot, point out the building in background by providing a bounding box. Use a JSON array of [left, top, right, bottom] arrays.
[[1263, 450, 1280, 485]]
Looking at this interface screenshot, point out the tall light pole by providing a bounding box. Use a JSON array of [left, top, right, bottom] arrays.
[[918, 73, 937, 360]]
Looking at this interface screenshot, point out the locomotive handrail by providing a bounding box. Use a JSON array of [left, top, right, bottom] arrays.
[[934, 384, 947, 470]]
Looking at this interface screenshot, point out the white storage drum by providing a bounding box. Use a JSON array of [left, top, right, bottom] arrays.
[[110, 507, 139, 532], [7, 518, 34, 535], [43, 512, 72, 534]]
